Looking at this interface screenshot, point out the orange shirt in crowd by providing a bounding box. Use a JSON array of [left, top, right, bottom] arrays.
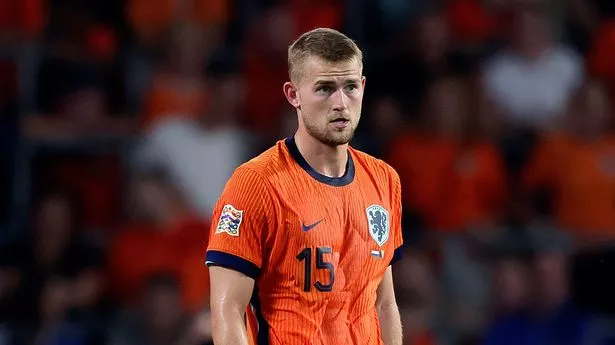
[[127, 0, 228, 40], [0, 0, 45, 39], [446, 0, 500, 44], [107, 216, 209, 311], [387, 133, 506, 232], [141, 72, 210, 129], [523, 133, 615, 236]]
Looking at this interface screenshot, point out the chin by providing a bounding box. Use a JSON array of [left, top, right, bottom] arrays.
[[303, 123, 356, 146], [320, 132, 355, 147]]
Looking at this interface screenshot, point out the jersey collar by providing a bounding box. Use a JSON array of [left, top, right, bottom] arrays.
[[284, 136, 355, 187]]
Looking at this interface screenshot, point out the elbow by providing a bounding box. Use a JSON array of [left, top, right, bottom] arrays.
[[376, 300, 399, 314], [210, 299, 246, 325]]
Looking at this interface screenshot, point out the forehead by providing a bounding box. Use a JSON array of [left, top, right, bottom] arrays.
[[299, 56, 362, 83]]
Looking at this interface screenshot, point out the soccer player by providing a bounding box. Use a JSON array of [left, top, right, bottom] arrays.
[[205, 27, 404, 345]]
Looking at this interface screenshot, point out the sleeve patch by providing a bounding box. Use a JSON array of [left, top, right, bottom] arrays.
[[215, 204, 243, 237]]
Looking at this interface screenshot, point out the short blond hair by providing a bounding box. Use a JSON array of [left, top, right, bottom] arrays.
[[288, 28, 363, 83]]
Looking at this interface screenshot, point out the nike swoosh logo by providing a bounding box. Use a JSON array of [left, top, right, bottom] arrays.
[[301, 219, 324, 232]]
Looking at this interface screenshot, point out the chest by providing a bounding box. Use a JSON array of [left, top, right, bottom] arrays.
[[266, 179, 395, 292]]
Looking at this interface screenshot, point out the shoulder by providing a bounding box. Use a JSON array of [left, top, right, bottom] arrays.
[[224, 140, 293, 196], [350, 147, 401, 186]]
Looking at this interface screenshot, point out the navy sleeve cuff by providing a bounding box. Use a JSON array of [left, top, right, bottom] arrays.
[[389, 246, 403, 266], [205, 250, 261, 279]]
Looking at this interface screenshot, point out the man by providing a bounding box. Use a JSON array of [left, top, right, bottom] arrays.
[[205, 27, 404, 345]]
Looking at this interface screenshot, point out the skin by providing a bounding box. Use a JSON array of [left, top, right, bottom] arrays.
[[209, 267, 253, 345], [209, 54, 402, 345], [377, 267, 403, 345]]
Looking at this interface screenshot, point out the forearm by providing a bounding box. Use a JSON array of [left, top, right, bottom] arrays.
[[211, 307, 250, 345], [378, 303, 403, 345]]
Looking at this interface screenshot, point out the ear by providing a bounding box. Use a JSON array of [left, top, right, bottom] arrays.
[[361, 76, 366, 89], [283, 82, 301, 109]]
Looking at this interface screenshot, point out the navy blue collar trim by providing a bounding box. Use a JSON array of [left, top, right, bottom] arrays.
[[284, 136, 355, 187]]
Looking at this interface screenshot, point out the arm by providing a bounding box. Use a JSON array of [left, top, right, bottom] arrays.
[[208, 266, 255, 345], [204, 166, 271, 344], [377, 266, 402, 345]]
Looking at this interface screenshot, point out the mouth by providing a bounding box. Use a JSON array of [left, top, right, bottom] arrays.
[[329, 117, 350, 124], [329, 117, 350, 129]]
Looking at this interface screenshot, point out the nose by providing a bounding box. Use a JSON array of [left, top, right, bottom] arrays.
[[331, 89, 348, 112]]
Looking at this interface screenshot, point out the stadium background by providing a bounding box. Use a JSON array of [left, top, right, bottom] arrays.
[[2, 0, 615, 344]]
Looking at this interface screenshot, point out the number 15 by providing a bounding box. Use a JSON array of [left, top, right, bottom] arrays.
[[296, 246, 335, 292]]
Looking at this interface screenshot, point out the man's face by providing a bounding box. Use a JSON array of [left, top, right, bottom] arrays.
[[286, 56, 365, 146]]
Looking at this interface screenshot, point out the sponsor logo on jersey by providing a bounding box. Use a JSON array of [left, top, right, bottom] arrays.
[[215, 204, 243, 237], [301, 219, 324, 232], [366, 204, 390, 246]]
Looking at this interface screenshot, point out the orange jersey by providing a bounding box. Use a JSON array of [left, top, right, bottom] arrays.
[[206, 137, 404, 345]]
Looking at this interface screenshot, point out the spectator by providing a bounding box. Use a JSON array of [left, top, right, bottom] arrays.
[[482, 3, 583, 131], [394, 248, 439, 345], [127, 0, 228, 50], [2, 191, 105, 343], [368, 7, 471, 118], [135, 64, 250, 217], [108, 273, 211, 345], [387, 75, 507, 233], [107, 172, 208, 311], [140, 24, 214, 131], [490, 252, 532, 318], [24, 4, 131, 141], [523, 80, 615, 244], [483, 248, 588, 345]]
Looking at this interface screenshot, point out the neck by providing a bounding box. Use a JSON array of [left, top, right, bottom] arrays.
[[294, 130, 348, 178]]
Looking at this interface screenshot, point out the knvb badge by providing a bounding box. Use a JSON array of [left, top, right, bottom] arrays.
[[366, 204, 390, 247], [215, 204, 243, 237]]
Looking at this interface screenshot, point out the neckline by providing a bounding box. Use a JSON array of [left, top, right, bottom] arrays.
[[284, 136, 355, 187]]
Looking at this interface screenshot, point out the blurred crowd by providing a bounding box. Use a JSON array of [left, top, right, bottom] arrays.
[[3, 0, 615, 344]]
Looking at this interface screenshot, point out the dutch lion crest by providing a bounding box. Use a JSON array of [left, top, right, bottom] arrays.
[[366, 204, 390, 247]]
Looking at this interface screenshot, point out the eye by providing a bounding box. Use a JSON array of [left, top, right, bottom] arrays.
[[345, 84, 358, 91], [316, 86, 332, 94]]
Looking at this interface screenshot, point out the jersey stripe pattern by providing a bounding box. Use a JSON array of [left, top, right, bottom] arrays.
[[206, 137, 404, 345]]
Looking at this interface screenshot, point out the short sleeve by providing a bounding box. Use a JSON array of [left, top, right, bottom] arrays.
[[205, 166, 273, 279], [389, 168, 404, 266]]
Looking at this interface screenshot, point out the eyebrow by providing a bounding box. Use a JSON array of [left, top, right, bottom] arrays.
[[314, 78, 360, 86]]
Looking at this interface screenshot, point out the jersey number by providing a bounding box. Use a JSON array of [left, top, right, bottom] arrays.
[[296, 247, 335, 292]]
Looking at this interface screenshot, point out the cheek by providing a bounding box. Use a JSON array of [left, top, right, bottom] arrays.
[[303, 97, 329, 113], [349, 90, 364, 103], [348, 94, 364, 110]]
